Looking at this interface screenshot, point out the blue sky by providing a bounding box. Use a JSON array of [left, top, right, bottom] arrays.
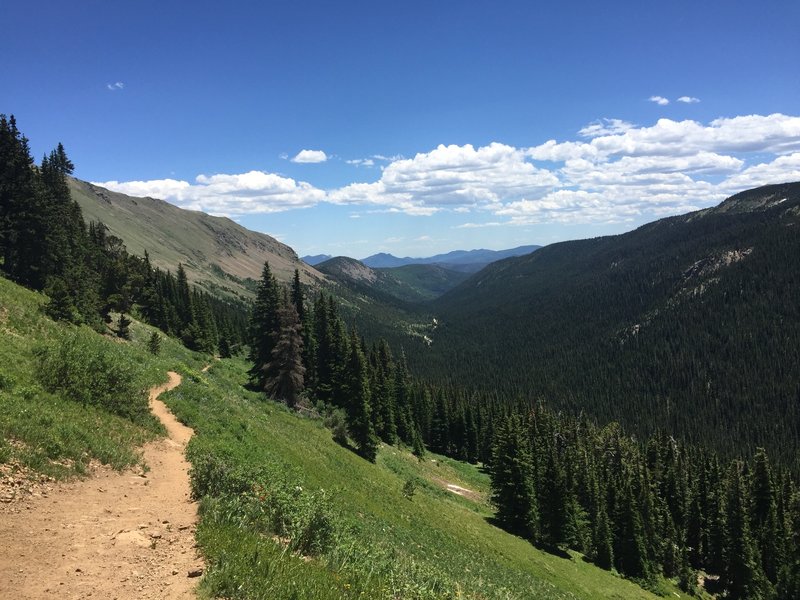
[[2, 1, 799, 258]]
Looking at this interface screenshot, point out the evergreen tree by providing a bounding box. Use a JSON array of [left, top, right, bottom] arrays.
[[147, 331, 162, 355], [490, 414, 538, 541], [344, 332, 379, 461], [593, 505, 614, 569], [723, 460, 769, 599], [751, 447, 782, 583], [117, 313, 131, 339], [264, 302, 306, 408], [248, 262, 280, 389]]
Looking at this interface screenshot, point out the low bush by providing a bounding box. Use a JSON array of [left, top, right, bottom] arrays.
[[35, 328, 150, 425]]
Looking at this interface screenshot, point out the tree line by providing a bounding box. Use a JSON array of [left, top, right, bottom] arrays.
[[0, 114, 247, 351], [489, 411, 800, 598]]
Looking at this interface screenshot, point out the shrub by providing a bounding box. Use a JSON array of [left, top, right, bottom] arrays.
[[35, 328, 149, 424], [323, 405, 349, 447]]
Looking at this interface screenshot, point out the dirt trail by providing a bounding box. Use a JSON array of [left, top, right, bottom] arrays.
[[0, 371, 203, 599]]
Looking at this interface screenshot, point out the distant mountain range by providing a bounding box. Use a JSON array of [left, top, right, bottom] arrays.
[[361, 245, 542, 272], [301, 254, 333, 266], [303, 245, 541, 272]]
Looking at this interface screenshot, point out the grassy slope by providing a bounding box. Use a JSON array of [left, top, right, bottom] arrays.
[[1, 274, 692, 599], [163, 357, 694, 600], [69, 178, 324, 299], [0, 276, 156, 476]]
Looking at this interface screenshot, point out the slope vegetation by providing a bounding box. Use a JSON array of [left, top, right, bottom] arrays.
[[424, 182, 800, 469], [162, 356, 691, 600], [69, 178, 324, 300]]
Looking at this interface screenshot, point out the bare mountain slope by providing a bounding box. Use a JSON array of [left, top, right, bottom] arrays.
[[69, 178, 324, 299]]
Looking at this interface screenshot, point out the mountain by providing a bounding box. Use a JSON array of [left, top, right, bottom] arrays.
[[69, 178, 324, 300], [316, 256, 429, 304], [379, 263, 470, 300], [418, 182, 800, 470], [361, 244, 541, 272], [301, 254, 333, 266]]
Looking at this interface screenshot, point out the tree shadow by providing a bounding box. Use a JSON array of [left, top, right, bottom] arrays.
[[483, 516, 571, 559]]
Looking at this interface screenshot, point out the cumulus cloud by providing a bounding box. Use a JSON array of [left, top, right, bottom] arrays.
[[95, 171, 325, 215], [97, 113, 800, 226], [106, 82, 125, 91], [328, 142, 559, 216], [649, 95, 670, 105], [677, 96, 701, 104], [291, 149, 328, 163]]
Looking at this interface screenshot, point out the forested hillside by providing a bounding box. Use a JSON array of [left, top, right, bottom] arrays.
[[420, 182, 800, 471], [0, 115, 248, 354]]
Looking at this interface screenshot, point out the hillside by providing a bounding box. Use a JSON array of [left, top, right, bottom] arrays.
[[420, 182, 800, 469], [318, 256, 469, 303], [0, 273, 690, 600], [379, 263, 470, 300], [69, 178, 324, 300]]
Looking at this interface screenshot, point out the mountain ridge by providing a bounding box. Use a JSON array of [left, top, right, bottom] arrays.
[[420, 181, 800, 470], [360, 244, 541, 271], [69, 178, 324, 299]]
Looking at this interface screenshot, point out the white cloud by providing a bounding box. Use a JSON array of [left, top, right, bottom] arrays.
[[95, 171, 325, 215], [291, 149, 328, 163], [677, 96, 701, 104], [96, 113, 800, 226], [578, 118, 635, 138], [649, 95, 670, 105], [106, 82, 125, 91], [718, 152, 800, 193], [455, 221, 504, 229], [346, 158, 375, 167], [329, 143, 559, 216]]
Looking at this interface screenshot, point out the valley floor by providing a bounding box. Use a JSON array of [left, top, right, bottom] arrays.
[[0, 373, 203, 600]]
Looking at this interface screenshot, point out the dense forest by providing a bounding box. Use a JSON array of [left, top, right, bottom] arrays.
[[412, 183, 800, 473], [0, 114, 247, 353], [249, 262, 800, 599]]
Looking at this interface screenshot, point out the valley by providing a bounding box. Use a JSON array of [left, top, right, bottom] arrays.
[[2, 119, 800, 600]]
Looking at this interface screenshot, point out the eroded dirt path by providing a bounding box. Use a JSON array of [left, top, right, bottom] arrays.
[[0, 371, 203, 599]]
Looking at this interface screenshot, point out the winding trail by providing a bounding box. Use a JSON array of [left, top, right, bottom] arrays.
[[0, 371, 203, 599]]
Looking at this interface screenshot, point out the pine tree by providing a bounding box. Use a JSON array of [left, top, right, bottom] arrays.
[[751, 447, 782, 583], [489, 414, 538, 541], [248, 262, 280, 389], [264, 302, 305, 407], [117, 313, 131, 339], [777, 491, 800, 600], [593, 504, 614, 569], [723, 460, 769, 599], [147, 331, 162, 355], [344, 331, 379, 461]]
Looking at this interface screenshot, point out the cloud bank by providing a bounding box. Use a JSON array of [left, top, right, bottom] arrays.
[[95, 113, 800, 226]]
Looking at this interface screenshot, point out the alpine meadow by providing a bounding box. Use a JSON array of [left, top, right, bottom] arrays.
[[2, 2, 800, 599]]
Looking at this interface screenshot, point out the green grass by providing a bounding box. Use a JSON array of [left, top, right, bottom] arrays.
[[162, 356, 698, 600], [0, 275, 204, 477], [0, 273, 701, 598]]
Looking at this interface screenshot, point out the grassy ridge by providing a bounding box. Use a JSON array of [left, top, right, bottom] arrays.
[[163, 357, 691, 600]]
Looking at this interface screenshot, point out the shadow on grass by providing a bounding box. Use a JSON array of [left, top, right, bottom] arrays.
[[484, 515, 571, 559]]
